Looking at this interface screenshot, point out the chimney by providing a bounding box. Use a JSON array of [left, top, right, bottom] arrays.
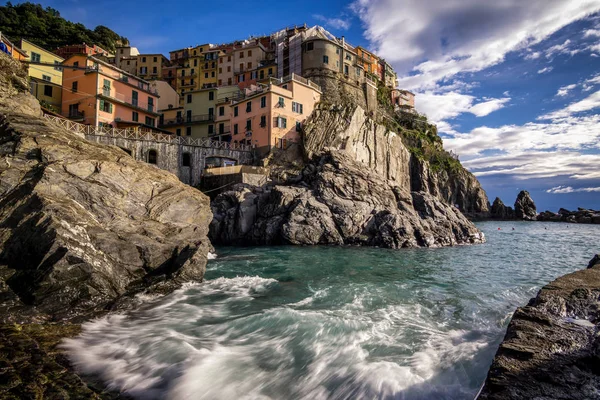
[[342, 36, 345, 48]]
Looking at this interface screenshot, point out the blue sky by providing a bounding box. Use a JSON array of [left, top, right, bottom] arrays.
[[9, 0, 600, 211]]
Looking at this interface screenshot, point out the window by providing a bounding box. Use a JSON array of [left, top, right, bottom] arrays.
[[68, 104, 79, 117], [219, 106, 225, 116], [142, 57, 147, 62], [208, 107, 214, 118], [260, 96, 266, 108], [344, 64, 349, 75], [187, 94, 192, 104], [233, 124, 238, 134], [54, 61, 62, 71], [247, 62, 252, 69], [194, 59, 198, 67], [356, 68, 361, 77], [268, 68, 273, 76], [186, 110, 192, 122], [292, 102, 303, 114], [31, 52, 41, 63], [209, 91, 214, 101], [211, 71, 215, 77], [238, 74, 245, 83], [182, 70, 186, 76], [73, 61, 79, 68], [220, 58, 223, 64], [248, 50, 252, 56], [153, 66, 157, 74], [153, 56, 157, 62], [278, 97, 285, 108], [145, 116, 155, 126], [259, 70, 264, 80], [260, 115, 266, 127], [296, 121, 302, 132], [132, 90, 138, 107], [182, 153, 191, 167], [246, 119, 252, 131], [208, 125, 214, 134], [227, 66, 231, 72], [234, 106, 238, 117], [240, 51, 244, 58], [239, 63, 244, 72], [275, 116, 287, 128], [148, 97, 154, 112], [181, 80, 184, 86], [219, 67, 222, 73], [336, 48, 340, 54], [212, 62, 215, 68], [323, 55, 329, 64], [43, 85, 52, 97], [132, 111, 139, 122], [307, 42, 314, 51], [205, 72, 209, 78], [120, 49, 124, 54], [186, 126, 192, 136], [346, 53, 352, 61], [228, 55, 231, 61], [147, 149, 157, 164], [42, 75, 51, 82], [218, 79, 222, 86], [228, 78, 232, 85], [176, 128, 181, 136], [99, 99, 113, 113], [72, 81, 78, 93], [246, 101, 252, 113], [140, 67, 147, 74]]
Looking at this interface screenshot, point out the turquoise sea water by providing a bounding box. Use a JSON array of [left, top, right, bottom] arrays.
[[63, 221, 600, 399]]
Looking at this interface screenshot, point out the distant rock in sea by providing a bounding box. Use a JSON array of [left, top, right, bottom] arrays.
[[514, 190, 537, 221], [537, 208, 600, 224]]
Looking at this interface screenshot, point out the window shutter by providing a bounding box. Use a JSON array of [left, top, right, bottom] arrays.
[[99, 99, 104, 110], [109, 103, 113, 113]]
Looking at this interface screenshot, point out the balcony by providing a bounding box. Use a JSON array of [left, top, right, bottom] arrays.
[[67, 110, 85, 120], [99, 91, 158, 114], [158, 114, 214, 127]]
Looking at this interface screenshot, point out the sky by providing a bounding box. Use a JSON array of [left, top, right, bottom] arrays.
[[8, 0, 600, 211]]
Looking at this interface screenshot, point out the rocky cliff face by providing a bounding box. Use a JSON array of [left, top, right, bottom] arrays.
[[490, 197, 515, 220], [479, 255, 600, 399], [302, 104, 489, 217], [514, 190, 537, 221], [0, 54, 213, 323], [210, 151, 484, 248]]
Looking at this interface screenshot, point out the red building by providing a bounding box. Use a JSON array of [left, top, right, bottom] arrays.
[[54, 43, 111, 59]]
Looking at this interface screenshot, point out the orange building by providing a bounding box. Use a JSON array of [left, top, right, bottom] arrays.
[[355, 46, 379, 77], [61, 55, 161, 129], [0, 35, 27, 61], [230, 73, 321, 152]]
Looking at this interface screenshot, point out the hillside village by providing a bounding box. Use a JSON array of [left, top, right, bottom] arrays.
[[1, 24, 415, 156]]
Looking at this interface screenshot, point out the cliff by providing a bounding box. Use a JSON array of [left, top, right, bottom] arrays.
[[303, 103, 490, 217], [479, 255, 600, 399]]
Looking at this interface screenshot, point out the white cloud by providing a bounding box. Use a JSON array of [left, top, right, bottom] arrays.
[[540, 90, 600, 120], [352, 0, 600, 91], [556, 84, 578, 97], [547, 186, 600, 193], [524, 51, 541, 60], [415, 92, 510, 123], [544, 39, 579, 58], [584, 29, 600, 37], [538, 66, 554, 74], [313, 14, 351, 30]]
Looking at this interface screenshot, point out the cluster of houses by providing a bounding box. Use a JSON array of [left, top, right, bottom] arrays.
[[1, 25, 415, 154]]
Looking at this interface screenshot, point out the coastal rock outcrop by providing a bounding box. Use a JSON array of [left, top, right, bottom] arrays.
[[0, 54, 213, 323], [479, 255, 600, 399], [489, 197, 515, 220], [210, 150, 484, 248], [514, 190, 537, 221], [538, 208, 600, 224], [302, 104, 490, 218]]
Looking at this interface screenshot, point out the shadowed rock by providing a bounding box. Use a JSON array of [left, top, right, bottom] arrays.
[[514, 190, 537, 221]]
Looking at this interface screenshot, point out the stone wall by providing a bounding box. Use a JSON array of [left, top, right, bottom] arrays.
[[304, 68, 378, 112], [86, 134, 253, 186]]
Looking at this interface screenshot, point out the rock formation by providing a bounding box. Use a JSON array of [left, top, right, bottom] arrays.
[[538, 208, 600, 224], [0, 53, 213, 323], [303, 104, 490, 218], [210, 151, 484, 248], [479, 255, 600, 399], [514, 190, 537, 221], [489, 197, 515, 220]]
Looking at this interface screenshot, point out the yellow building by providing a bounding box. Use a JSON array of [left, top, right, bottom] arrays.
[[199, 49, 222, 89], [19, 39, 64, 112], [137, 54, 169, 81]]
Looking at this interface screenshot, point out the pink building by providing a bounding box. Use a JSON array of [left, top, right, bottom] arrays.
[[61, 55, 161, 129], [230, 74, 321, 152], [391, 89, 415, 111]]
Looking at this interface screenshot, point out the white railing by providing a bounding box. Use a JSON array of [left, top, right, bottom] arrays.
[[43, 114, 253, 152]]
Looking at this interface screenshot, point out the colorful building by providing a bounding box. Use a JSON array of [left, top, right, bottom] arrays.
[[61, 55, 161, 129], [230, 74, 321, 152], [233, 41, 268, 88], [355, 46, 379, 78], [216, 45, 234, 87], [19, 39, 64, 112], [150, 80, 180, 111], [137, 54, 169, 81], [199, 48, 221, 89], [0, 34, 28, 61], [392, 89, 415, 111], [114, 46, 140, 69]]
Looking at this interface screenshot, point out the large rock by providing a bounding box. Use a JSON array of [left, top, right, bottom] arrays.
[[537, 208, 600, 224], [489, 197, 515, 220], [479, 255, 600, 399], [210, 151, 484, 248], [302, 104, 490, 218], [0, 54, 212, 323], [514, 190, 537, 221]]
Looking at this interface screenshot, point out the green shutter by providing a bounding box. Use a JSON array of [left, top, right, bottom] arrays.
[[99, 99, 104, 110], [109, 103, 113, 113]]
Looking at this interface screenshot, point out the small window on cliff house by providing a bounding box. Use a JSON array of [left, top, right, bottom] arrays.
[[307, 42, 314, 51], [148, 150, 157, 164], [182, 153, 191, 167], [44, 85, 53, 97]]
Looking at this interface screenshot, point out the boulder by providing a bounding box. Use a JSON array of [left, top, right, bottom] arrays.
[[490, 197, 515, 220], [210, 151, 484, 248], [479, 255, 600, 399], [514, 190, 537, 221], [0, 54, 213, 323]]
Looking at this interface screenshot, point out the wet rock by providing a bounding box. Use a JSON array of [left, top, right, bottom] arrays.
[[210, 151, 484, 248], [514, 190, 537, 221], [479, 255, 600, 399]]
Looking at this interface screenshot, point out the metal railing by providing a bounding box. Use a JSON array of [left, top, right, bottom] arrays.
[[99, 91, 156, 113], [43, 114, 253, 152]]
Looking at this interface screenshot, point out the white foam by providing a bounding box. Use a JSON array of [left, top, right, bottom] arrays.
[[207, 252, 217, 260]]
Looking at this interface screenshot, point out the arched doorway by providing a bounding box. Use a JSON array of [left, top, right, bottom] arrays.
[[148, 149, 157, 164]]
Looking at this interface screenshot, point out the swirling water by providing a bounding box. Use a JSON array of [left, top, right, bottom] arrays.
[[63, 221, 600, 399]]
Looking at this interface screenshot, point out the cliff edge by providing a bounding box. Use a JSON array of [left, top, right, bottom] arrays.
[[479, 255, 600, 399]]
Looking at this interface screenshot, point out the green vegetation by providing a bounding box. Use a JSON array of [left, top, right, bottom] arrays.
[[0, 2, 128, 53]]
